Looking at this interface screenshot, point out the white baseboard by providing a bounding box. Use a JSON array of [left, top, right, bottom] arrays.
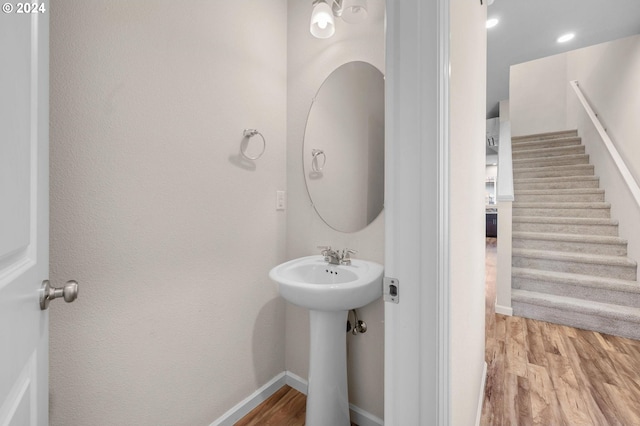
[[349, 403, 385, 426], [209, 372, 286, 426], [495, 304, 513, 316], [211, 371, 384, 426], [475, 362, 488, 426], [283, 370, 307, 394]]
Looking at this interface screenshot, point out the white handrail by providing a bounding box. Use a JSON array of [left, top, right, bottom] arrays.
[[570, 80, 640, 209]]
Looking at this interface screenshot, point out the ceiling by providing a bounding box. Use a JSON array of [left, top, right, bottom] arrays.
[[486, 0, 640, 118]]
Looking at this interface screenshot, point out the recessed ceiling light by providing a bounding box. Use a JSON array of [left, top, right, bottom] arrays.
[[486, 18, 499, 29], [557, 33, 575, 43]]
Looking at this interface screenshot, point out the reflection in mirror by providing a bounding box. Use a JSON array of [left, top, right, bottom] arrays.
[[303, 62, 384, 233]]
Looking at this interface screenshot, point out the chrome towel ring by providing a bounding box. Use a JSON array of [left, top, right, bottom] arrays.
[[241, 129, 266, 160], [311, 149, 326, 172]]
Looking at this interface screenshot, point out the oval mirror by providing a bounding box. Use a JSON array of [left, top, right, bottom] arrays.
[[303, 61, 385, 233]]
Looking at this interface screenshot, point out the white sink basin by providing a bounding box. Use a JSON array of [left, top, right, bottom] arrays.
[[269, 255, 384, 311]]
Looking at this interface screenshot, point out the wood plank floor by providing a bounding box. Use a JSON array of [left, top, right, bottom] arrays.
[[482, 237, 640, 425], [234, 385, 357, 426]]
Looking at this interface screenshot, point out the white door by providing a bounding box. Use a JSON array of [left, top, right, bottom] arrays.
[[0, 4, 50, 425]]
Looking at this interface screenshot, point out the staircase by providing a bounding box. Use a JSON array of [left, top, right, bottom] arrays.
[[510, 130, 640, 339]]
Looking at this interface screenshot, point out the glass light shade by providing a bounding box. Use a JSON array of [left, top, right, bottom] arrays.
[[310, 1, 335, 39], [341, 0, 368, 23]]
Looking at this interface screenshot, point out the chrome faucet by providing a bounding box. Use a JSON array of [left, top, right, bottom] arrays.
[[318, 246, 341, 264], [317, 246, 357, 265]]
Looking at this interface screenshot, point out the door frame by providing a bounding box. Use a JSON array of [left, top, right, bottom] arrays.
[[384, 0, 450, 424]]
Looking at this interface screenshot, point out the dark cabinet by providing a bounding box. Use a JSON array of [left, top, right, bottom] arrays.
[[486, 213, 497, 238]]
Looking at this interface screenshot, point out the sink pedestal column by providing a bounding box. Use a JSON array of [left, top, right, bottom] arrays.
[[306, 309, 350, 426]]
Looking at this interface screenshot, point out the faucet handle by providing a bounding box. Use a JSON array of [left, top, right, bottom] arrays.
[[317, 245, 332, 254], [340, 249, 357, 265]]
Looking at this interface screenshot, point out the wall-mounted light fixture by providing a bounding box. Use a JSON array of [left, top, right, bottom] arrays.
[[310, 0, 336, 39], [310, 0, 368, 39]]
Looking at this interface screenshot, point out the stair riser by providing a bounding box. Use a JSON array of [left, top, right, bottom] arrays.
[[513, 156, 589, 169], [513, 238, 627, 256], [512, 302, 640, 340], [513, 207, 610, 218], [511, 139, 582, 152], [515, 193, 605, 203], [512, 222, 619, 236], [514, 167, 594, 179], [512, 131, 578, 143], [514, 180, 600, 190], [512, 256, 637, 280], [513, 146, 585, 160], [513, 277, 639, 308]]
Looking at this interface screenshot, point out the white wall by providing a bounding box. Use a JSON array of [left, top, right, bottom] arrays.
[[49, 1, 287, 425], [450, 0, 487, 424], [510, 54, 568, 136], [286, 0, 386, 418]]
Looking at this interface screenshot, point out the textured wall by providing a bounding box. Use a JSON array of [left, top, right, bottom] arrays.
[[285, 0, 386, 418], [49, 1, 287, 425], [450, 0, 488, 424]]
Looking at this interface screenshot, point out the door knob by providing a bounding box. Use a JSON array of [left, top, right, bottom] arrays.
[[40, 280, 79, 310]]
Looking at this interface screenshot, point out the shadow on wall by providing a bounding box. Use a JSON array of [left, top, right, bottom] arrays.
[[252, 297, 286, 385]]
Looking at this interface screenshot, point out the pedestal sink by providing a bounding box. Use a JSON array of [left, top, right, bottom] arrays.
[[269, 255, 384, 426]]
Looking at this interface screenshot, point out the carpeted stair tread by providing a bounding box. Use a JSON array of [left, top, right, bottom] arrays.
[[513, 201, 610, 209], [512, 216, 617, 225], [514, 188, 605, 203], [512, 154, 590, 169], [512, 248, 637, 268], [511, 136, 582, 151], [512, 145, 585, 159], [513, 267, 640, 308], [512, 289, 640, 324], [515, 188, 605, 196], [513, 164, 594, 175], [513, 231, 627, 255], [512, 267, 640, 294], [513, 164, 595, 179], [514, 176, 600, 184], [512, 231, 626, 245], [512, 130, 578, 143], [513, 216, 619, 236], [514, 176, 600, 190]]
